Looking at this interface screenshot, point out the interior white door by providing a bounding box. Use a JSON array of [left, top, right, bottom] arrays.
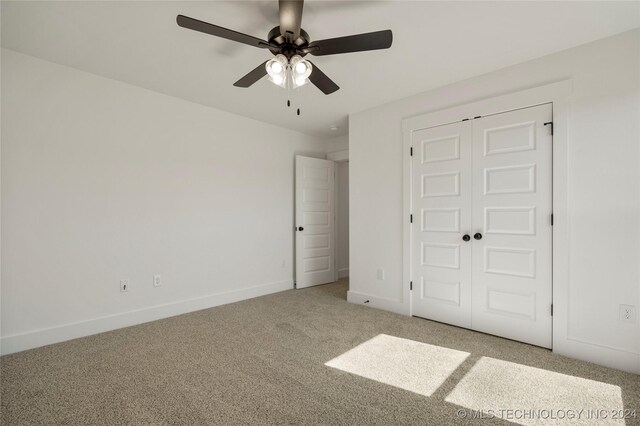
[[295, 156, 336, 288], [471, 103, 553, 348], [411, 120, 473, 329]]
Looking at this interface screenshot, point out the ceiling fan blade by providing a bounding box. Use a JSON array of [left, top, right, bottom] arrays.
[[233, 61, 269, 88], [308, 61, 339, 95], [279, 0, 304, 42], [177, 15, 272, 49], [305, 29, 392, 56]]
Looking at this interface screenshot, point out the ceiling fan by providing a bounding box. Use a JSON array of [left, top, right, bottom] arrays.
[[176, 0, 393, 95]]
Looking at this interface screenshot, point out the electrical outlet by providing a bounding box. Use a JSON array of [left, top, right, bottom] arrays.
[[120, 279, 129, 293], [377, 269, 385, 280], [153, 274, 162, 287], [620, 305, 636, 323]]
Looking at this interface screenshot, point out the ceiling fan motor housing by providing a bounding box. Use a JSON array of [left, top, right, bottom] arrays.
[[267, 26, 310, 59]]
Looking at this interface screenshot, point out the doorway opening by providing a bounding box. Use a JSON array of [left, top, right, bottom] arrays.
[[336, 160, 349, 282]]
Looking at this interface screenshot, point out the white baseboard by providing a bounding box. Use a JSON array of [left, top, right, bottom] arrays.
[[554, 337, 640, 375], [338, 268, 349, 279], [0, 279, 293, 356], [347, 290, 409, 316]]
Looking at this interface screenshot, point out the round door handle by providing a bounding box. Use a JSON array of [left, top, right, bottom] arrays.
[[462, 234, 471, 242], [474, 233, 483, 240], [298, 227, 304, 231]]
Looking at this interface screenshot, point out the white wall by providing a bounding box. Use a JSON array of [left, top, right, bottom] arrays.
[[349, 29, 640, 373], [0, 49, 327, 354], [325, 134, 349, 154], [336, 161, 349, 278]]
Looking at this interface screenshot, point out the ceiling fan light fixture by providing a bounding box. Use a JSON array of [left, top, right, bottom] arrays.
[[266, 54, 288, 79], [289, 55, 312, 88], [271, 62, 283, 74], [291, 75, 308, 89], [290, 55, 312, 80], [269, 75, 287, 88]]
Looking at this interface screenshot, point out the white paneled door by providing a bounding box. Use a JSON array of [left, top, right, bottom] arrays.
[[411, 120, 473, 329], [295, 156, 336, 289], [411, 103, 553, 348], [471, 104, 553, 348]]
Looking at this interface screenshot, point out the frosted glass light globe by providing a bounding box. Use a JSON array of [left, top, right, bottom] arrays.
[[271, 62, 283, 74], [295, 62, 307, 74]]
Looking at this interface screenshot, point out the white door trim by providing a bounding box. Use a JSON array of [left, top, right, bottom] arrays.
[[402, 80, 572, 352], [327, 150, 348, 282]]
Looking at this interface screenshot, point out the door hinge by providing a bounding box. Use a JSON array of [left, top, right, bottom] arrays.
[[544, 121, 554, 136], [410, 214, 413, 223], [551, 213, 554, 226], [410, 281, 413, 291], [551, 304, 554, 316], [410, 147, 413, 156]]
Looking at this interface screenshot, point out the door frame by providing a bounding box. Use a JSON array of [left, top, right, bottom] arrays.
[[328, 150, 349, 281], [402, 80, 572, 351]]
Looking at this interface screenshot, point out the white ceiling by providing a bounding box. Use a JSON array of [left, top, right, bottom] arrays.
[[2, 1, 639, 138]]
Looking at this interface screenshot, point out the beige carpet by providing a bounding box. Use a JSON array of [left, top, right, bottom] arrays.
[[1, 279, 639, 425]]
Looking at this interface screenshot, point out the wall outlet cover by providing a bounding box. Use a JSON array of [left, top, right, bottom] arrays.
[[619, 304, 636, 323], [120, 279, 129, 293], [153, 274, 162, 287]]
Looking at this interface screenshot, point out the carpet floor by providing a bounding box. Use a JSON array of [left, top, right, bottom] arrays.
[[1, 279, 638, 425]]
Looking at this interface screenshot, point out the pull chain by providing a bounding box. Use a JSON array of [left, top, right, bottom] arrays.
[[282, 65, 302, 116], [286, 66, 291, 108]]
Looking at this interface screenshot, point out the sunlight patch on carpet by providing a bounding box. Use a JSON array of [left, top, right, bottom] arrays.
[[446, 357, 625, 425], [325, 334, 469, 396]]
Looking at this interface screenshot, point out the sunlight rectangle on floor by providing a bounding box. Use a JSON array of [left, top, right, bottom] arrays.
[[446, 357, 625, 425], [325, 334, 469, 397]]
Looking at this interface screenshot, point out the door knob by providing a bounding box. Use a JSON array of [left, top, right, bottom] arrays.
[[298, 226, 304, 231], [462, 234, 471, 242], [474, 233, 483, 240]]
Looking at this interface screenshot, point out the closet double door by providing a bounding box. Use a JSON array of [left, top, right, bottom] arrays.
[[411, 104, 553, 348]]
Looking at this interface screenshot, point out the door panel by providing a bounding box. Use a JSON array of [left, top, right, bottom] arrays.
[[412, 121, 473, 328], [295, 156, 335, 288], [471, 103, 553, 348]]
